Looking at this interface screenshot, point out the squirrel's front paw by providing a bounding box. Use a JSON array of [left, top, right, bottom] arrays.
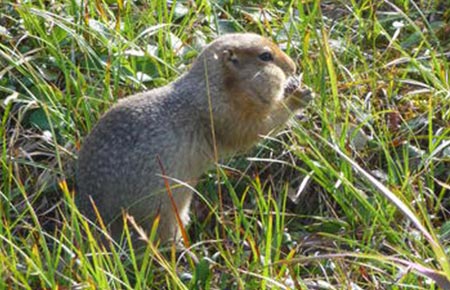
[[291, 87, 314, 107], [284, 75, 314, 108], [284, 75, 301, 95]]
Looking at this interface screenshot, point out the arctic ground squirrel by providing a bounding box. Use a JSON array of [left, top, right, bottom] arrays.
[[76, 33, 313, 243]]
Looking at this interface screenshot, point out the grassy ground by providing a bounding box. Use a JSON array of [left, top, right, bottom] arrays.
[[1, 0, 449, 289]]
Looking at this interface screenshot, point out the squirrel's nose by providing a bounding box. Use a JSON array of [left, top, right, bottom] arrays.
[[291, 62, 297, 75], [279, 52, 296, 76]]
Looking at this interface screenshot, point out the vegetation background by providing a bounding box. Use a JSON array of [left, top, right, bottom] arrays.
[[1, 0, 449, 289]]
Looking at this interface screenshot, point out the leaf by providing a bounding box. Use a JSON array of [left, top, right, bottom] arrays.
[[88, 19, 111, 39], [167, 32, 186, 56], [0, 25, 11, 38], [217, 20, 238, 34], [27, 108, 50, 131], [192, 258, 211, 290], [400, 31, 423, 49], [135, 71, 152, 82], [173, 2, 189, 20], [440, 220, 450, 241]]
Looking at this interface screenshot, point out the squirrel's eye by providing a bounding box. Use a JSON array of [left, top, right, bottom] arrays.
[[258, 52, 273, 62]]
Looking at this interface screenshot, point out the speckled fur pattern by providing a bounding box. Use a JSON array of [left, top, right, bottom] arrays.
[[75, 33, 311, 243]]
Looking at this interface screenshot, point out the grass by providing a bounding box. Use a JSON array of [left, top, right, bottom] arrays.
[[1, 0, 449, 289]]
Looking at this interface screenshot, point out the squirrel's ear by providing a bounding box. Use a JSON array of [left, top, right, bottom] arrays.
[[223, 49, 238, 65]]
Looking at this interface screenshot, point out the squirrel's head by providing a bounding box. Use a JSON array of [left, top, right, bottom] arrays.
[[191, 33, 297, 115]]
